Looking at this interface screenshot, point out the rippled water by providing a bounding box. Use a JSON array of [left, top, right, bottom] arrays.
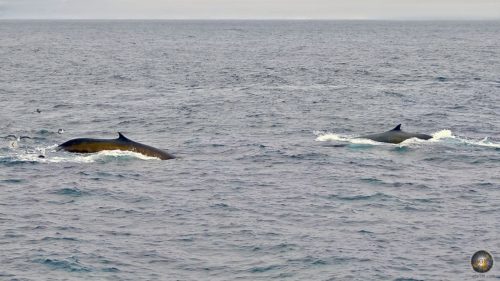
[[1, 20, 500, 280]]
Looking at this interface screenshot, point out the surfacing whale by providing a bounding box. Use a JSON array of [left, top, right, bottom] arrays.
[[357, 124, 432, 144], [58, 132, 175, 160]]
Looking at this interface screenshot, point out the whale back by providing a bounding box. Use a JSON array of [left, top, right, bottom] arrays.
[[358, 124, 432, 144], [58, 133, 175, 160]]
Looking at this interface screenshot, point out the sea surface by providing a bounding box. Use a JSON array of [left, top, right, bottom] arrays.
[[1, 20, 499, 280]]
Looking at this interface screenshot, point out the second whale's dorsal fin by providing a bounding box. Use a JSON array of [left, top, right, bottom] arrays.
[[391, 124, 402, 131], [117, 132, 131, 141]]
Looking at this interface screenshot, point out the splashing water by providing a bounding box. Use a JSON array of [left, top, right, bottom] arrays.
[[314, 131, 383, 145], [0, 146, 161, 164], [430, 130, 500, 148]]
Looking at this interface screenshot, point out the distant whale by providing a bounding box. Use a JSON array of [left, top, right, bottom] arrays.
[[357, 124, 432, 144], [58, 133, 175, 160]]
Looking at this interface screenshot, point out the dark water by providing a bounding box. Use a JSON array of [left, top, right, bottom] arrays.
[[1, 20, 499, 280]]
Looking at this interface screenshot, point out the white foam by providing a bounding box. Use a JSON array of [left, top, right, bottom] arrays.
[[314, 131, 383, 145], [473, 137, 500, 148], [92, 150, 161, 160], [314, 131, 351, 142], [14, 153, 96, 163], [398, 137, 428, 147], [430, 129, 454, 141], [3, 148, 161, 163], [428, 129, 500, 148], [454, 136, 500, 148]]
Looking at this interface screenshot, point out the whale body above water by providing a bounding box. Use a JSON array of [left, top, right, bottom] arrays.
[[357, 124, 432, 144], [58, 133, 175, 160]]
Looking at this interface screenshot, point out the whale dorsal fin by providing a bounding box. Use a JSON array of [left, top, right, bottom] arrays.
[[391, 124, 402, 131], [117, 132, 131, 141]]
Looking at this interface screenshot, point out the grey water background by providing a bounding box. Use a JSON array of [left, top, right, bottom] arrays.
[[1, 20, 500, 280]]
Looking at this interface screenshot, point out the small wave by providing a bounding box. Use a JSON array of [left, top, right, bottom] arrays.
[[328, 192, 392, 201], [53, 187, 89, 197], [102, 267, 120, 273], [41, 236, 78, 242], [110, 74, 132, 81], [248, 264, 282, 273], [1, 178, 24, 183], [34, 258, 91, 272]]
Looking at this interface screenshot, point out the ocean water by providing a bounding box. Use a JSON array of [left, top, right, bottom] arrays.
[[0, 20, 499, 280]]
